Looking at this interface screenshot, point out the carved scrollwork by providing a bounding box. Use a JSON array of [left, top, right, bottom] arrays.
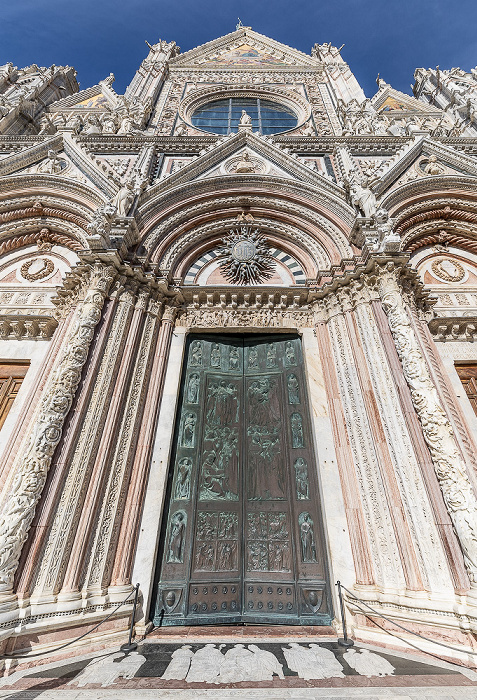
[[377, 264, 477, 584], [0, 262, 116, 592]]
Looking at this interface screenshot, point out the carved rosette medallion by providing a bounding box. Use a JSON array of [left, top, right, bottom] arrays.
[[218, 226, 275, 285], [377, 265, 477, 584], [0, 262, 116, 592], [20, 258, 55, 282]]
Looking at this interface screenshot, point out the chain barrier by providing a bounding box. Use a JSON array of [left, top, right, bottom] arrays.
[[0, 583, 140, 660]]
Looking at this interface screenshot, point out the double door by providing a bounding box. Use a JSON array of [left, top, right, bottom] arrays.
[[154, 334, 331, 625]]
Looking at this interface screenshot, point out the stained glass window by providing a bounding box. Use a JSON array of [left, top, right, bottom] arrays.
[[191, 98, 298, 135]]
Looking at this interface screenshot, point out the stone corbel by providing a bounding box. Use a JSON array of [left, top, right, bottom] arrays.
[[377, 262, 477, 585], [0, 261, 116, 595]]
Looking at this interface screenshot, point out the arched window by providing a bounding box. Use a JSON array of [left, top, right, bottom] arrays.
[[191, 97, 298, 135]]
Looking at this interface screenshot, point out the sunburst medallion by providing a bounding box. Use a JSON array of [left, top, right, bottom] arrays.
[[218, 226, 275, 285]]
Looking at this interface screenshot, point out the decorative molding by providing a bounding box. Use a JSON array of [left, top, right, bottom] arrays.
[[0, 262, 116, 593], [377, 264, 477, 584], [0, 314, 57, 339]]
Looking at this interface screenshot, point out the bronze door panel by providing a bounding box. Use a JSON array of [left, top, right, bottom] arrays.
[[153, 335, 331, 626]]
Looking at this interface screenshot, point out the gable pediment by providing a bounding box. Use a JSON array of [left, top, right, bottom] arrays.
[[150, 130, 340, 196], [375, 137, 477, 196], [170, 28, 319, 69]]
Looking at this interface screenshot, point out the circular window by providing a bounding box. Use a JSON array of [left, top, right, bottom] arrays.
[[191, 97, 298, 135]]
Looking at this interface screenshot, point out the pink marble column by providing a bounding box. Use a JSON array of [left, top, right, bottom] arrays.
[[344, 309, 424, 591], [372, 300, 470, 593], [59, 287, 146, 596], [315, 321, 375, 586], [110, 304, 176, 588], [16, 295, 119, 597]]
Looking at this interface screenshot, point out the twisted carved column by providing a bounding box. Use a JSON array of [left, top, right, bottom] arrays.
[[0, 262, 116, 594], [377, 264, 477, 585]]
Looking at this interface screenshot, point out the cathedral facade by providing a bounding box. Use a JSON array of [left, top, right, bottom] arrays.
[[1, 27, 477, 661]]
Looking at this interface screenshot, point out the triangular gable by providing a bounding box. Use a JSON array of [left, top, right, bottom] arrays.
[[75, 93, 109, 109], [372, 84, 443, 116], [375, 137, 477, 196], [170, 28, 318, 69], [149, 130, 342, 197]]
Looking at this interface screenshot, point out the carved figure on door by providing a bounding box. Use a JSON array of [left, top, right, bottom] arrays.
[[211, 343, 221, 368], [291, 412, 304, 448], [218, 512, 238, 538], [200, 450, 231, 500], [287, 374, 300, 404], [269, 512, 288, 539], [218, 541, 237, 570], [187, 373, 200, 403], [167, 511, 186, 563], [285, 340, 297, 366], [181, 413, 196, 448], [229, 346, 239, 370], [299, 512, 317, 563], [294, 458, 309, 499], [266, 343, 277, 368], [248, 346, 259, 369], [190, 340, 202, 367], [269, 541, 291, 571], [174, 457, 192, 500], [247, 541, 268, 570], [195, 542, 215, 570]]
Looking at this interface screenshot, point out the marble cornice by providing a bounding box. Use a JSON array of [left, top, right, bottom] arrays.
[[428, 316, 477, 342]]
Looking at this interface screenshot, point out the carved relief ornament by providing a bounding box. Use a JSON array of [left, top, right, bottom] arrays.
[[0, 262, 116, 592], [377, 265, 477, 584]]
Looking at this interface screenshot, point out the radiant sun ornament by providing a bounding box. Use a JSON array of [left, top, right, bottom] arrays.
[[218, 226, 275, 285]]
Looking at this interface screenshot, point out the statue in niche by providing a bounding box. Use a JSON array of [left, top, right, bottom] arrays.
[[291, 412, 304, 448], [285, 340, 297, 366], [299, 512, 317, 563], [287, 374, 300, 404], [211, 343, 221, 368], [266, 343, 277, 368], [190, 340, 202, 367], [174, 458, 192, 500], [167, 511, 186, 563], [181, 412, 196, 448], [229, 346, 239, 370], [248, 346, 259, 369], [294, 458, 309, 499], [187, 373, 200, 404]]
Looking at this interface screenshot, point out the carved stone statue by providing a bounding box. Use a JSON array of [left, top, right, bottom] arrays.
[[36, 149, 64, 174], [235, 151, 256, 173], [239, 109, 252, 126], [347, 174, 377, 218], [111, 177, 135, 217], [424, 155, 445, 175]]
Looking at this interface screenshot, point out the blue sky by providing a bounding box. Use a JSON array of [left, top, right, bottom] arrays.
[[2, 0, 476, 98]]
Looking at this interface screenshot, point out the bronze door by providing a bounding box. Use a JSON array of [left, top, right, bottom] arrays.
[[153, 335, 332, 626]]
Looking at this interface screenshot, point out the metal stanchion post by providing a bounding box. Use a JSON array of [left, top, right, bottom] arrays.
[[336, 580, 354, 648], [121, 583, 140, 653]]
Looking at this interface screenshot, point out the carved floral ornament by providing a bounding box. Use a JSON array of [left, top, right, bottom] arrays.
[[218, 225, 275, 285]]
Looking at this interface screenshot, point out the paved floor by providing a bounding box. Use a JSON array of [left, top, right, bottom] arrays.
[[0, 638, 475, 699]]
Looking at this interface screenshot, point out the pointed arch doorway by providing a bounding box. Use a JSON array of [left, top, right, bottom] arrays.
[[153, 333, 332, 626]]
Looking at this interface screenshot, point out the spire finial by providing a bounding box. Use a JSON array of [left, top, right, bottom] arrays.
[[236, 17, 244, 30]]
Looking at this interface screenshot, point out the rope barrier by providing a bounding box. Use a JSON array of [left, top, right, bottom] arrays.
[[0, 584, 139, 660]]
